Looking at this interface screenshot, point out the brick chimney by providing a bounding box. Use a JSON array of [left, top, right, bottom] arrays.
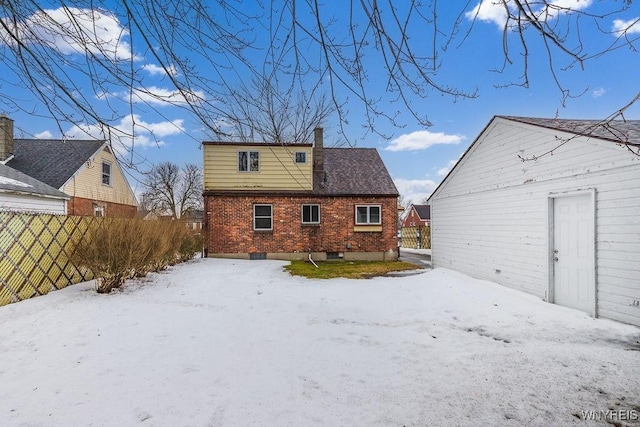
[[0, 114, 14, 161], [313, 126, 324, 174]]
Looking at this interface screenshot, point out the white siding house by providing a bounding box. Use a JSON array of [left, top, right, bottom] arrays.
[[428, 116, 640, 327], [0, 164, 69, 214]]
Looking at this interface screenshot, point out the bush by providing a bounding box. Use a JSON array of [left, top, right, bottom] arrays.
[[71, 218, 202, 293]]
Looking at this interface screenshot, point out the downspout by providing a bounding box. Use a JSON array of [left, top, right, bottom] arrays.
[[308, 250, 319, 268]]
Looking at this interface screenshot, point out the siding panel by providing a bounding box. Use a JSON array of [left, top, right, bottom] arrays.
[[431, 117, 640, 326]]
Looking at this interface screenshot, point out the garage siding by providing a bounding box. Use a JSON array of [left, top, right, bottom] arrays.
[[430, 117, 640, 326]]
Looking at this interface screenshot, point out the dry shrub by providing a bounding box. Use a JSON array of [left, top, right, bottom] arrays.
[[71, 218, 202, 293]]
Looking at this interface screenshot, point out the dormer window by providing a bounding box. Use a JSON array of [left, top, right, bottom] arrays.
[[102, 161, 112, 185], [238, 151, 259, 172], [295, 152, 307, 164]]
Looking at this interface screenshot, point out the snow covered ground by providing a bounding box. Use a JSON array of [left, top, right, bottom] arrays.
[[1, 258, 638, 426]]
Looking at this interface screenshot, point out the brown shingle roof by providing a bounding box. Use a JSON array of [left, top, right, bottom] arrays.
[[313, 148, 398, 196]]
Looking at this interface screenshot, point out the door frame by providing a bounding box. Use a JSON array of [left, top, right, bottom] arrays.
[[547, 188, 597, 317]]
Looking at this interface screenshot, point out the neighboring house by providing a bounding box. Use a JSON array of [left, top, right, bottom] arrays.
[[202, 127, 399, 261], [0, 115, 137, 217], [428, 115, 640, 327], [182, 209, 203, 231], [401, 204, 431, 227], [0, 163, 69, 214]]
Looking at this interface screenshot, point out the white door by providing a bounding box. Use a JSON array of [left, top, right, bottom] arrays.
[[552, 193, 595, 316]]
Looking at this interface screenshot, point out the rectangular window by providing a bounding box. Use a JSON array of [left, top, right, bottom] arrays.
[[302, 204, 320, 224], [253, 204, 272, 230], [239, 151, 260, 172], [295, 152, 307, 164], [94, 206, 105, 217], [102, 162, 112, 185], [355, 205, 381, 225]]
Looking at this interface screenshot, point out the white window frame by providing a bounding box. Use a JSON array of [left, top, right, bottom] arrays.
[[355, 204, 381, 225], [102, 161, 112, 186], [301, 204, 320, 225], [94, 205, 105, 217], [238, 151, 260, 172], [294, 152, 307, 164], [253, 204, 273, 231]]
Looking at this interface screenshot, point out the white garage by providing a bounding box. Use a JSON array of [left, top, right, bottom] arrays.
[[428, 116, 640, 326]]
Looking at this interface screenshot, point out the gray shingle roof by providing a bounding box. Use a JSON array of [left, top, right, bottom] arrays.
[[314, 148, 398, 196], [7, 139, 105, 189], [412, 204, 431, 220], [501, 116, 640, 145], [0, 163, 70, 199]]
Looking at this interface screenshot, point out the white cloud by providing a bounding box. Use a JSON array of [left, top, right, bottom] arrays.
[[394, 178, 438, 205], [385, 130, 464, 152], [107, 86, 205, 107], [437, 159, 459, 177], [465, 1, 508, 27], [34, 130, 53, 139], [142, 64, 178, 77], [65, 114, 185, 155], [592, 87, 606, 98], [2, 7, 135, 61], [612, 18, 640, 35], [466, 0, 592, 27]]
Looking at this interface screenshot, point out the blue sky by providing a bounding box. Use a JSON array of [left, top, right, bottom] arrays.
[[1, 1, 639, 203]]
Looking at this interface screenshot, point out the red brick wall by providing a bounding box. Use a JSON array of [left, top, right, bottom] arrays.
[[204, 194, 398, 255], [67, 196, 137, 218]]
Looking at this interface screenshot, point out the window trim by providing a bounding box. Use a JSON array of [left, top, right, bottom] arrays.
[[294, 151, 307, 164], [101, 161, 112, 186], [238, 150, 260, 172], [94, 205, 105, 217], [301, 204, 320, 225], [355, 204, 382, 225], [253, 204, 273, 231]]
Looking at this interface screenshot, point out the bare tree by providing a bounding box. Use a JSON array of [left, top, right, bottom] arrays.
[[0, 1, 638, 153], [223, 78, 334, 144], [142, 162, 202, 219]]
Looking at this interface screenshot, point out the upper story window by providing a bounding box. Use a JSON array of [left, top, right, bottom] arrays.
[[295, 152, 307, 164], [302, 204, 320, 225], [102, 161, 112, 185], [355, 205, 381, 225], [239, 151, 260, 172]]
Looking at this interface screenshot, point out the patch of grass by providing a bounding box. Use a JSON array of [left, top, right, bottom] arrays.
[[284, 260, 422, 279]]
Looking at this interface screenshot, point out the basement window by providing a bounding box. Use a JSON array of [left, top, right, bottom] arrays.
[[301, 204, 320, 225]]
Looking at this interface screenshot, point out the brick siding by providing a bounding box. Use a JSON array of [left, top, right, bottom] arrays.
[[67, 196, 137, 218], [205, 194, 398, 256]]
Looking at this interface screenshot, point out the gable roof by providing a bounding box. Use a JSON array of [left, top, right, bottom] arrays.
[[429, 115, 640, 202], [411, 204, 431, 220], [7, 139, 105, 189], [314, 148, 398, 196], [0, 163, 69, 200]]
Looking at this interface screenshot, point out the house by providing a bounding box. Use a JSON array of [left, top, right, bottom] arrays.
[[182, 209, 203, 231], [0, 115, 138, 217], [0, 163, 69, 214], [202, 127, 399, 261], [428, 115, 640, 326], [401, 204, 431, 227]]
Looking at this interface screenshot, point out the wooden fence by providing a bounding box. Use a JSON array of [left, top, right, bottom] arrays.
[[0, 211, 94, 306], [400, 225, 431, 249]]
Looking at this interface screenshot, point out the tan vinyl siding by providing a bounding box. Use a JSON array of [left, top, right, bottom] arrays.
[[62, 147, 137, 207], [203, 144, 313, 191]]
